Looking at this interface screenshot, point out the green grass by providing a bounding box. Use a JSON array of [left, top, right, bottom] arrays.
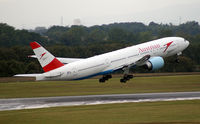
[[0, 75, 200, 124], [0, 75, 200, 98], [0, 100, 200, 124]]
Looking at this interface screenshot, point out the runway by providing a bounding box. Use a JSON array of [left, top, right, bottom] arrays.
[[0, 91, 200, 111]]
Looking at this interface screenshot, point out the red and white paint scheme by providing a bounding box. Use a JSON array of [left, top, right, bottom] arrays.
[[30, 42, 64, 72], [15, 37, 189, 83]]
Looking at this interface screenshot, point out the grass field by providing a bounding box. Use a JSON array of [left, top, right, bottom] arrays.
[[0, 100, 200, 124], [0, 75, 199, 98], [0, 74, 200, 124]]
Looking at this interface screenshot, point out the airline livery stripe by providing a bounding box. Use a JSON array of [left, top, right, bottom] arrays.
[[30, 42, 41, 49], [43, 58, 64, 72]]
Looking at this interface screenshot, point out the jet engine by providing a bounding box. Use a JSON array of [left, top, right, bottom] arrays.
[[144, 56, 164, 71]]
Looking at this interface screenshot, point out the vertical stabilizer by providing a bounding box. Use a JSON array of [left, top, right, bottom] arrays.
[[30, 42, 64, 72]]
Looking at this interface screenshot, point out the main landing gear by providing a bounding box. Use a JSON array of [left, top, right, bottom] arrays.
[[120, 74, 134, 83], [99, 65, 134, 83], [119, 65, 134, 83], [99, 74, 112, 83]]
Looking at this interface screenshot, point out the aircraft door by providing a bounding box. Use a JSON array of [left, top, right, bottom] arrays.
[[105, 58, 111, 67], [67, 67, 78, 79], [72, 67, 78, 77]]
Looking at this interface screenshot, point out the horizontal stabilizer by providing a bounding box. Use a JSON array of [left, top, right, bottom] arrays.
[[14, 74, 42, 77]]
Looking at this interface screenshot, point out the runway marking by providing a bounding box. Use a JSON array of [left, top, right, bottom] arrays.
[[0, 92, 200, 111]]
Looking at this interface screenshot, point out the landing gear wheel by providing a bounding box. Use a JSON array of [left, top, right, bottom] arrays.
[[120, 79, 126, 83], [120, 74, 133, 83], [124, 77, 130, 81], [99, 78, 105, 83], [127, 75, 133, 79], [99, 74, 112, 83], [175, 52, 181, 63], [175, 58, 180, 63]]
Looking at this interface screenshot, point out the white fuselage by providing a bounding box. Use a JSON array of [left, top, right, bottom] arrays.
[[37, 37, 189, 81]]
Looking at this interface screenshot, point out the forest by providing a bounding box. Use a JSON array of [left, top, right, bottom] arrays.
[[0, 21, 200, 77]]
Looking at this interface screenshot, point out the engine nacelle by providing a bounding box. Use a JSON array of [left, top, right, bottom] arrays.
[[144, 56, 164, 71]]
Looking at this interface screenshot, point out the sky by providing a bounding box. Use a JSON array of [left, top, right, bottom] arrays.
[[0, 0, 200, 29]]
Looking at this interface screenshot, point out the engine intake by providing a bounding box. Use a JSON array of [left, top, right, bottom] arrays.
[[144, 56, 164, 71]]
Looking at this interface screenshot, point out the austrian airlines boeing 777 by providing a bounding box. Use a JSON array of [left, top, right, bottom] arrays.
[[15, 37, 189, 83]]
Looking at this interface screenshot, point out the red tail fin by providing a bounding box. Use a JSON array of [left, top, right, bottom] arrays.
[[30, 42, 64, 72]]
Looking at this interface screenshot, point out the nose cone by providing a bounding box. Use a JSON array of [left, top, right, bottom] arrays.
[[185, 40, 190, 48]]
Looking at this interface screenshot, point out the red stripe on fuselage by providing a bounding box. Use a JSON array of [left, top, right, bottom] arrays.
[[30, 42, 41, 49], [43, 58, 64, 72]]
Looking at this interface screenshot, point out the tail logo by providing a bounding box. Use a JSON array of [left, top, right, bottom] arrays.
[[40, 52, 46, 59], [163, 41, 173, 53]]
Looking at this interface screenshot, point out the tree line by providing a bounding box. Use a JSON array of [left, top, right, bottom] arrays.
[[0, 21, 200, 77]]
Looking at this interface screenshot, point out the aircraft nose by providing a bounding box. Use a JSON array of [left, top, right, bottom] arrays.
[[186, 40, 190, 47]]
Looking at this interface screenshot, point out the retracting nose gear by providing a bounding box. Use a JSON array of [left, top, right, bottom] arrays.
[[175, 52, 182, 63]]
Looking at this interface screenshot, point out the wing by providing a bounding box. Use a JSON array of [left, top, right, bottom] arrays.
[[28, 55, 84, 64], [112, 55, 151, 72], [135, 55, 150, 66]]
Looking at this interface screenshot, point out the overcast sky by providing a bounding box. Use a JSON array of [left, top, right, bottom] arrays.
[[0, 0, 200, 29]]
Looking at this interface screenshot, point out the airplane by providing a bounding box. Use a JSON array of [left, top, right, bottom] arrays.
[[15, 37, 190, 83]]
